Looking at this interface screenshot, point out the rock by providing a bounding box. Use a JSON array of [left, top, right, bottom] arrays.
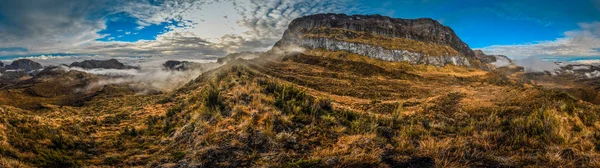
[[5, 59, 43, 71], [163, 60, 202, 71], [474, 50, 512, 67], [558, 64, 600, 79], [70, 59, 138, 69], [0, 61, 4, 68], [296, 37, 471, 66], [162, 60, 221, 72], [274, 13, 481, 66], [0, 70, 30, 82]]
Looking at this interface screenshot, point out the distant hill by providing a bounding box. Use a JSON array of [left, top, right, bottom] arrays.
[[70, 59, 138, 69], [5, 59, 43, 71]]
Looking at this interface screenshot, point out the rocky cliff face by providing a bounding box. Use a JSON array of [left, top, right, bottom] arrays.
[[5, 59, 43, 71], [163, 60, 205, 71], [0, 59, 44, 83], [274, 14, 477, 66]]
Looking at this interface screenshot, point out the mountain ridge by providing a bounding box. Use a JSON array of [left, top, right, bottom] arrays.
[[274, 13, 479, 66]]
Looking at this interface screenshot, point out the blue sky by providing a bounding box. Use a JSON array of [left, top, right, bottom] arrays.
[[0, 0, 598, 63], [355, 0, 599, 48]]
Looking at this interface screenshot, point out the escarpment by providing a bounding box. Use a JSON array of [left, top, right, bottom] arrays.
[[274, 13, 478, 66]]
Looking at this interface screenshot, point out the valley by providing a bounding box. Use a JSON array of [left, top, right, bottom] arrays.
[[0, 13, 599, 167]]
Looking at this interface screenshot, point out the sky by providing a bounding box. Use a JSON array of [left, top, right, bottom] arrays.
[[0, 0, 599, 65]]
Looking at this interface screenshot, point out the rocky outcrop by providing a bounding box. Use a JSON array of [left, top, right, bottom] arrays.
[[0, 70, 30, 82], [474, 50, 512, 67], [163, 60, 204, 71], [297, 37, 470, 66], [0, 59, 43, 82], [5, 59, 43, 71], [70, 59, 138, 69], [559, 64, 600, 79], [274, 14, 478, 66]]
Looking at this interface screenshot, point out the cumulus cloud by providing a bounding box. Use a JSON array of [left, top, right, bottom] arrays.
[[0, 0, 365, 64], [0, 0, 108, 52], [229, 0, 362, 51], [479, 22, 600, 57]]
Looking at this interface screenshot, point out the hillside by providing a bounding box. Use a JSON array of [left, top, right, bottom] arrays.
[[1, 14, 600, 167]]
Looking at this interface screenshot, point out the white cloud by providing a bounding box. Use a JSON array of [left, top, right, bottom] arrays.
[[478, 22, 600, 58], [514, 56, 560, 72], [60, 62, 221, 93], [0, 0, 364, 63], [0, 0, 108, 53]]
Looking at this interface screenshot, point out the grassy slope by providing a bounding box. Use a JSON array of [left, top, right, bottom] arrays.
[[1, 53, 600, 167]]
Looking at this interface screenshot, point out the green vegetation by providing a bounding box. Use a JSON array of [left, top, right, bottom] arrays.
[[0, 51, 599, 167]]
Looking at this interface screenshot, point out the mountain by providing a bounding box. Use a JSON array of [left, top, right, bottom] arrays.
[[0, 59, 44, 84], [274, 14, 482, 66], [70, 59, 138, 69], [0, 66, 139, 110], [4, 59, 43, 71], [162, 60, 208, 71], [1, 14, 600, 168]]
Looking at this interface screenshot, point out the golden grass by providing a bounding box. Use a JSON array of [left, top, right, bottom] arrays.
[[0, 53, 599, 167], [304, 49, 485, 77]]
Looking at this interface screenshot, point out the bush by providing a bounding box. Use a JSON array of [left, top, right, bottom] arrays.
[[505, 108, 564, 148], [171, 151, 186, 161], [122, 126, 138, 137], [203, 84, 224, 112], [166, 105, 182, 118], [36, 150, 80, 168], [103, 155, 123, 165]]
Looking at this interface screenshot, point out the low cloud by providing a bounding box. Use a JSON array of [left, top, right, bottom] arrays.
[[492, 56, 512, 67], [513, 56, 560, 72], [479, 22, 600, 57], [61, 62, 221, 93]]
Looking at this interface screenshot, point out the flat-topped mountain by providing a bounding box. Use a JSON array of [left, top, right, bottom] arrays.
[[70, 59, 138, 69], [274, 14, 478, 66]]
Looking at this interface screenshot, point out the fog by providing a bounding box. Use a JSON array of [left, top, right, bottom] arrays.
[[513, 56, 560, 72], [492, 56, 512, 67]]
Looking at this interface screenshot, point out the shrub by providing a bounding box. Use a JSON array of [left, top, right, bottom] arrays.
[[171, 151, 186, 161], [103, 155, 123, 165], [203, 84, 224, 112], [283, 159, 324, 168], [505, 108, 564, 148], [122, 126, 138, 137], [166, 105, 182, 118], [36, 150, 80, 168]]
